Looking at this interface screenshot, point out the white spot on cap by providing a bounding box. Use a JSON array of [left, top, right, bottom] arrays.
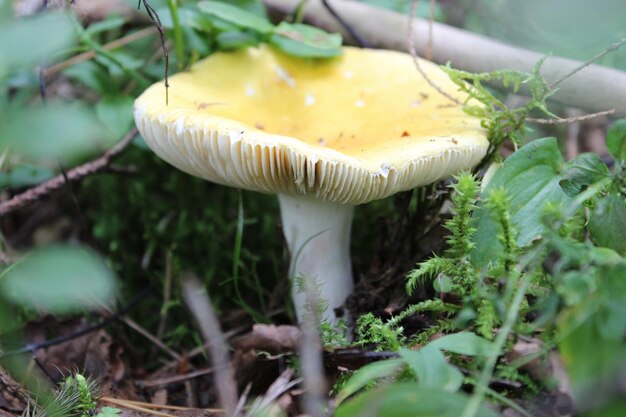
[[246, 85, 255, 96], [305, 93, 316, 106], [275, 65, 296, 88], [410, 99, 422, 108], [380, 163, 391, 177], [343, 70, 354, 79], [355, 99, 366, 108]]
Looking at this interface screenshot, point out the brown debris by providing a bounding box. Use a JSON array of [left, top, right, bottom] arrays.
[[231, 324, 303, 353]]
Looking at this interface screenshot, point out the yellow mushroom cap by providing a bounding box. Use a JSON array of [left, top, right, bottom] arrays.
[[134, 46, 488, 204]]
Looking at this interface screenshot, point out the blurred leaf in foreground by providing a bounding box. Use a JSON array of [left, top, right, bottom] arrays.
[[0, 11, 75, 72], [0, 245, 118, 314], [0, 101, 112, 164]]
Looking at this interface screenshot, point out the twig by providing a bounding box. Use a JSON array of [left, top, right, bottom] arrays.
[[137, 367, 215, 388], [426, 0, 435, 61], [101, 397, 222, 412], [43, 27, 158, 78], [0, 286, 151, 359], [408, 0, 461, 105], [138, 0, 169, 105], [99, 397, 178, 417], [321, 0, 369, 48], [0, 128, 138, 217], [526, 109, 616, 125], [550, 38, 626, 89], [182, 274, 238, 416]]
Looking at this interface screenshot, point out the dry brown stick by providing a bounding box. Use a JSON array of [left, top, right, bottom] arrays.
[[526, 109, 616, 124], [408, 0, 461, 106], [182, 275, 238, 417], [264, 0, 626, 117], [426, 0, 435, 61], [0, 128, 138, 217], [43, 27, 157, 78], [99, 397, 179, 417], [138, 367, 215, 388]]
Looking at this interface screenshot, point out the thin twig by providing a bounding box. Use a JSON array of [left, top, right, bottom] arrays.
[[138, 0, 169, 104], [321, 0, 369, 48], [550, 37, 626, 89], [408, 0, 461, 105], [527, 109, 616, 124], [426, 0, 435, 61], [0, 128, 138, 217], [138, 367, 215, 388], [43, 27, 158, 78], [182, 275, 238, 416], [0, 287, 151, 359], [99, 397, 178, 417]]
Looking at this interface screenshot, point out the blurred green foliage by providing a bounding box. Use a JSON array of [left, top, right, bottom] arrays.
[[466, 0, 626, 70]]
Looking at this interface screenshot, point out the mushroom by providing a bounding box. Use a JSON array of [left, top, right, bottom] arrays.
[[133, 46, 488, 325]]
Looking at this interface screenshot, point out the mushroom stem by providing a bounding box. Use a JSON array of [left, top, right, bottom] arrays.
[[278, 194, 354, 326]]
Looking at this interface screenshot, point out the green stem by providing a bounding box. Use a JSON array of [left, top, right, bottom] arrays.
[[166, 0, 185, 69]]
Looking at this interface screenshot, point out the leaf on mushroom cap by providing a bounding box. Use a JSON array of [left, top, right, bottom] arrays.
[[133, 46, 488, 204]]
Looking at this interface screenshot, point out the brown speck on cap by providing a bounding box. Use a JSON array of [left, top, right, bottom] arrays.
[[401, 131, 410, 137]]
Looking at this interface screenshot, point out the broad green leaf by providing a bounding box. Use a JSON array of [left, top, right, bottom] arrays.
[[63, 61, 114, 94], [0, 12, 75, 71], [0, 245, 118, 314], [157, 6, 214, 32], [0, 102, 110, 164], [399, 347, 464, 392], [96, 95, 135, 139], [559, 153, 610, 197], [216, 30, 261, 50], [336, 359, 405, 404], [589, 194, 626, 255], [0, 164, 55, 189], [198, 1, 273, 34], [335, 384, 499, 417], [85, 16, 126, 35], [472, 137, 571, 267], [218, 0, 268, 17], [270, 22, 342, 58], [607, 119, 626, 162], [427, 332, 493, 356]]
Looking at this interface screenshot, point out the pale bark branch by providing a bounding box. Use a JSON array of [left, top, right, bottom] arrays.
[[264, 0, 626, 117]]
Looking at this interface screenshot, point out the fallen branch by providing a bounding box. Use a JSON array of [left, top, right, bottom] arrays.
[[264, 0, 626, 117], [0, 128, 138, 218]]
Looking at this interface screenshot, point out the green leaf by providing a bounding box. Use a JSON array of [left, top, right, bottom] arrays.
[[0, 12, 75, 71], [63, 61, 114, 94], [216, 30, 261, 50], [399, 347, 464, 392], [198, 1, 274, 34], [157, 6, 214, 32], [0, 245, 118, 314], [336, 359, 405, 404], [335, 384, 500, 417], [218, 0, 268, 17], [607, 119, 626, 163], [0, 101, 110, 164], [96, 95, 135, 139], [270, 22, 342, 58], [0, 164, 55, 189], [588, 194, 626, 254], [472, 137, 571, 267], [85, 16, 125, 36], [559, 153, 610, 197], [427, 332, 493, 356]]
